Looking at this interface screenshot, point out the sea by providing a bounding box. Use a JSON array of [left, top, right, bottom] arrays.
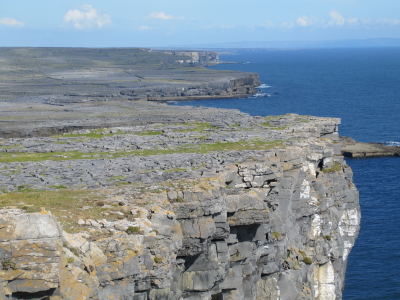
[[170, 48, 400, 299]]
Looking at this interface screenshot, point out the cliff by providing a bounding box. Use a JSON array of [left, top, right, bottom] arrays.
[[0, 113, 360, 300], [340, 136, 400, 158], [0, 47, 259, 106]]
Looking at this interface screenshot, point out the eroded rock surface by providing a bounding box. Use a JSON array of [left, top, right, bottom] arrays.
[[0, 114, 360, 300]]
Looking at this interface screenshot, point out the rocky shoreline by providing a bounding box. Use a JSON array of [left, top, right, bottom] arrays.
[[340, 136, 400, 158]]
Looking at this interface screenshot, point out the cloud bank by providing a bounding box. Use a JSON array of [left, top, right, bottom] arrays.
[[279, 11, 400, 29], [63, 5, 111, 29], [0, 17, 24, 27]]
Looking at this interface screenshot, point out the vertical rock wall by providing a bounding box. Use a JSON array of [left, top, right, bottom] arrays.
[[0, 118, 360, 300]]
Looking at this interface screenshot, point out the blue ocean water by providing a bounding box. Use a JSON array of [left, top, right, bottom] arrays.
[[170, 48, 400, 299]]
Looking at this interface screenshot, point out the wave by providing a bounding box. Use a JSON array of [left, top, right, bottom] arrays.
[[380, 141, 400, 147], [252, 93, 270, 98], [256, 84, 271, 89]]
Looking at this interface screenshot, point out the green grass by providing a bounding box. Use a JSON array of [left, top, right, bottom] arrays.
[[52, 128, 131, 140], [106, 176, 126, 181], [322, 162, 342, 173], [164, 168, 186, 173], [260, 121, 287, 130], [49, 185, 67, 190], [136, 131, 163, 136], [173, 122, 213, 133], [52, 132, 112, 139], [0, 144, 23, 149], [126, 226, 140, 234], [0, 139, 284, 163], [0, 188, 129, 233]]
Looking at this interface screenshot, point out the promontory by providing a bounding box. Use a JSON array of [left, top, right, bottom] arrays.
[[0, 48, 359, 300]]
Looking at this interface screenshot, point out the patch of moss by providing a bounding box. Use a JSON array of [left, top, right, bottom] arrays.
[[164, 168, 186, 173], [303, 256, 313, 264], [69, 247, 79, 257], [272, 231, 281, 239], [53, 129, 114, 139], [106, 176, 126, 181], [21, 205, 41, 213], [153, 256, 163, 263], [322, 162, 342, 173], [126, 226, 140, 234], [50, 185, 67, 190], [136, 131, 163, 136], [1, 259, 17, 270], [174, 122, 213, 133]]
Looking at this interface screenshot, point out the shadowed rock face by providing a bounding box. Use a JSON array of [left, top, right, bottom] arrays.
[[0, 114, 360, 300]]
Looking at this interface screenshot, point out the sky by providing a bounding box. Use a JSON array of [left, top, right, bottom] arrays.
[[1, 0, 400, 47]]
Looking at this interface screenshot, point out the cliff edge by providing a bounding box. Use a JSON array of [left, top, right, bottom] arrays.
[[0, 113, 360, 300]]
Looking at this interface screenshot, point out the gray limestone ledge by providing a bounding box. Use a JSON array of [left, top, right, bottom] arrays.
[[0, 111, 359, 300]]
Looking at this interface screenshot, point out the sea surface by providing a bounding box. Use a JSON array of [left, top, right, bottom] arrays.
[[170, 48, 400, 299]]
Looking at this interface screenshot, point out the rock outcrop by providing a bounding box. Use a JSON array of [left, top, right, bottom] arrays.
[[0, 114, 360, 300], [340, 136, 400, 158]]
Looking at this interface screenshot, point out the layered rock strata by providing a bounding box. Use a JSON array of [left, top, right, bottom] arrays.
[[0, 114, 360, 300]]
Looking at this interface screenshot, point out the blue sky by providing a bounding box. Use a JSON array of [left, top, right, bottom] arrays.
[[1, 0, 400, 47]]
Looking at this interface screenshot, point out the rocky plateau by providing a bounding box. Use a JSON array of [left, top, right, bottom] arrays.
[[0, 48, 360, 300]]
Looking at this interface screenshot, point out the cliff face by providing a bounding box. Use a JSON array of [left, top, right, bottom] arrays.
[[145, 73, 260, 101], [0, 114, 360, 300], [159, 51, 219, 65]]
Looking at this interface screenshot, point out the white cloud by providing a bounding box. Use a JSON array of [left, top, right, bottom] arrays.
[[63, 5, 111, 29], [297, 16, 317, 27], [139, 25, 150, 30], [281, 21, 295, 29], [346, 17, 360, 26], [376, 18, 400, 26], [261, 21, 275, 29], [148, 12, 183, 20], [279, 11, 400, 30], [328, 10, 345, 26], [0, 17, 24, 27]]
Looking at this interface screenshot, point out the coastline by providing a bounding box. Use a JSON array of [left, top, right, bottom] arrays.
[[340, 136, 400, 158]]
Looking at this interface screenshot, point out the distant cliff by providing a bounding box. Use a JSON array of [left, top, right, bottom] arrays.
[[160, 50, 219, 65], [0, 47, 259, 105], [0, 113, 360, 300], [145, 73, 260, 101]]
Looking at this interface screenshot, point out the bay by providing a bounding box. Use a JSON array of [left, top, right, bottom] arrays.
[[170, 48, 400, 299]]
